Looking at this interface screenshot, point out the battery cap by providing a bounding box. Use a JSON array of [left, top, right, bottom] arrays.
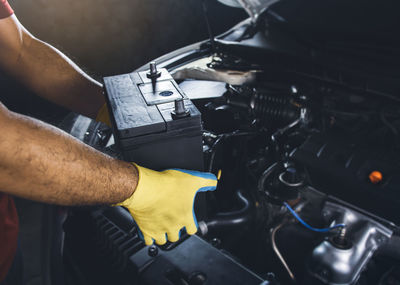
[[369, 171, 383, 184]]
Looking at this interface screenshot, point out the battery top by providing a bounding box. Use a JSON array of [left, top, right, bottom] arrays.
[[104, 68, 201, 140]]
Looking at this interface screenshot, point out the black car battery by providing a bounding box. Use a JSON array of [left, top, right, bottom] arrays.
[[103, 62, 206, 218]]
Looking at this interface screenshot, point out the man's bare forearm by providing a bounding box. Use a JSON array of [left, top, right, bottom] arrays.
[[0, 103, 137, 206], [0, 15, 104, 118], [16, 35, 105, 118]]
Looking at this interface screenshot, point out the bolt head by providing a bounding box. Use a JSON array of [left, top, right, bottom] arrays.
[[148, 245, 158, 257]]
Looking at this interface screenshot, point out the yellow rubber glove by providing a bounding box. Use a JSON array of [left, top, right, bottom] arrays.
[[96, 103, 111, 127], [118, 164, 218, 246]]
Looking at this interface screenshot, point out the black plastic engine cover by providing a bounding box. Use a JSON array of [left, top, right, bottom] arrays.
[[89, 207, 266, 285], [291, 134, 400, 225], [130, 235, 265, 285]]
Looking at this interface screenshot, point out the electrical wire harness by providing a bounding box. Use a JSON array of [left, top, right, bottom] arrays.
[[284, 202, 346, 233]]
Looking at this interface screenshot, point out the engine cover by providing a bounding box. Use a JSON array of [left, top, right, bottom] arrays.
[[291, 134, 400, 225], [91, 207, 267, 285]]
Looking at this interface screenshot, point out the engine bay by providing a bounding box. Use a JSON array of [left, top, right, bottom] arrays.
[[62, 36, 400, 285], [182, 64, 400, 284]]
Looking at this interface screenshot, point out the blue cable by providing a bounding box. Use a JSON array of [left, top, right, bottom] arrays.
[[284, 202, 346, 233]]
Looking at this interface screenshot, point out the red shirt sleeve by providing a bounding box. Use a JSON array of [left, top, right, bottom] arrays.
[[0, 194, 18, 282], [0, 0, 13, 19]]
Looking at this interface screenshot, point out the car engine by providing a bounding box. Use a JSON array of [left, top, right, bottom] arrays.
[[61, 18, 400, 285]]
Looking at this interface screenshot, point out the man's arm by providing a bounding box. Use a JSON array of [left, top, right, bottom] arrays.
[[0, 102, 136, 205], [0, 15, 104, 118], [0, 101, 218, 245]]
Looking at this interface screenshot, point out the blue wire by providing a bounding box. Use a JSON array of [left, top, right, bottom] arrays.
[[284, 202, 346, 233]]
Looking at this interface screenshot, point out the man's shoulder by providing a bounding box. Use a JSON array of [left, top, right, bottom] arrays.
[[0, 0, 14, 20]]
